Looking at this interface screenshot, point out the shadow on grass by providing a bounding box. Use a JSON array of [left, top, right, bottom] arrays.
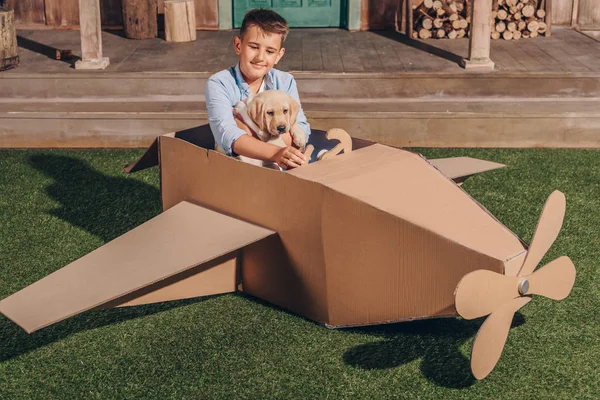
[[343, 313, 526, 389], [0, 297, 207, 362], [29, 153, 161, 242], [0, 153, 196, 361]]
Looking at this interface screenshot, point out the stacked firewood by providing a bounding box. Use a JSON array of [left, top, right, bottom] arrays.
[[491, 0, 548, 40], [410, 0, 548, 40], [411, 0, 471, 40]]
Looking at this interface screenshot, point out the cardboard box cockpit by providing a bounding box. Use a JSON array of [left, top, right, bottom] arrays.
[[0, 126, 576, 380]]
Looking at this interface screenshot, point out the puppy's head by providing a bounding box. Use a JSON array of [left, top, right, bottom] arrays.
[[248, 90, 299, 139]]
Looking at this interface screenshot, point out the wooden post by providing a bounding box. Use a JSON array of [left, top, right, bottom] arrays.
[[461, 0, 495, 70], [164, 0, 196, 43], [0, 6, 18, 72], [122, 0, 158, 39], [545, 0, 552, 37], [75, 0, 109, 70], [407, 0, 413, 38]]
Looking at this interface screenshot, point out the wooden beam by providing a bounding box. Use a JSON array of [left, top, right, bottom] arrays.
[[348, 0, 361, 31], [218, 0, 232, 30], [545, 0, 552, 37], [74, 0, 109, 70], [461, 0, 495, 70], [571, 0, 579, 28]]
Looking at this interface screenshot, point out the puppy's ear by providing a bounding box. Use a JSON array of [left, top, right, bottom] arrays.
[[289, 97, 300, 125], [248, 97, 265, 131]]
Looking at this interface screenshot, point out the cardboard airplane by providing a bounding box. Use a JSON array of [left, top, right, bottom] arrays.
[[0, 127, 576, 380]]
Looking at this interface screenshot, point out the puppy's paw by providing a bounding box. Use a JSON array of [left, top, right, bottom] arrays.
[[291, 124, 307, 151], [293, 135, 306, 151], [234, 101, 247, 116]]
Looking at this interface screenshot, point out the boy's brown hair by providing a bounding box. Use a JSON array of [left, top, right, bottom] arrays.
[[240, 8, 289, 46]]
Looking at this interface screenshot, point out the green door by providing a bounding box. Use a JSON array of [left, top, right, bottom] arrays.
[[233, 0, 343, 28]]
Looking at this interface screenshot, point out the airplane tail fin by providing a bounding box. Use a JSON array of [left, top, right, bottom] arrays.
[[428, 156, 506, 184]]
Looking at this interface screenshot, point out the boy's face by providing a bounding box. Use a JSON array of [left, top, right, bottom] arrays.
[[234, 25, 285, 83]]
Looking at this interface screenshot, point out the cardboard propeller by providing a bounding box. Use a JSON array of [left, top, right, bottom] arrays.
[[454, 190, 577, 380]]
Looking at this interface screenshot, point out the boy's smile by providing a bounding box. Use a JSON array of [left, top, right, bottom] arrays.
[[234, 25, 285, 88]]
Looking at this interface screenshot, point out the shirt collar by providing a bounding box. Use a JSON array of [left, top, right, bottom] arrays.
[[233, 63, 274, 95]]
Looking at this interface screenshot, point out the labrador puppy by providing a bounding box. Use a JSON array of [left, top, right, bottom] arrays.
[[218, 90, 307, 170], [236, 90, 306, 150]]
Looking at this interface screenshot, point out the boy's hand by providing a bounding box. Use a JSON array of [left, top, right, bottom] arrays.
[[231, 108, 305, 169], [270, 146, 306, 170]]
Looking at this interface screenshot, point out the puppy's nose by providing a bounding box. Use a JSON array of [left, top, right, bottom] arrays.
[[277, 125, 286, 133]]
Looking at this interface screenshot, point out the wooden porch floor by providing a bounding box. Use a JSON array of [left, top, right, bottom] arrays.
[[5, 26, 600, 74]]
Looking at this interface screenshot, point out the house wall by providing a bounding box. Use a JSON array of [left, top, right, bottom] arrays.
[[2, 0, 217, 29], [550, 0, 600, 27], [2, 0, 590, 30], [1, 0, 46, 25], [553, 0, 574, 25], [360, 0, 399, 31], [576, 0, 600, 27]]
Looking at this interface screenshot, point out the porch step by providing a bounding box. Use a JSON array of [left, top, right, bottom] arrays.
[[2, 71, 600, 100], [2, 98, 600, 148]]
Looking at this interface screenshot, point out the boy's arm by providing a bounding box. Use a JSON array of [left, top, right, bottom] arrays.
[[284, 75, 311, 142], [205, 78, 248, 156], [230, 135, 303, 169]]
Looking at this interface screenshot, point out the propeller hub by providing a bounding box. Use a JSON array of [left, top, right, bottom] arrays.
[[518, 279, 530, 295]]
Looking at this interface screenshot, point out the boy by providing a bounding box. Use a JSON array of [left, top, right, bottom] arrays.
[[205, 8, 310, 170]]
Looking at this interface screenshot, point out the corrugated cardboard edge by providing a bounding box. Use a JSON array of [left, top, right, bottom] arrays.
[[323, 313, 458, 329]]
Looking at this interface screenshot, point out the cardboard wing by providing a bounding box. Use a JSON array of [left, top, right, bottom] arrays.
[[427, 156, 506, 184], [0, 201, 275, 333]]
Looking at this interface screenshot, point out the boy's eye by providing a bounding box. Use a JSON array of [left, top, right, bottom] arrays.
[[267, 111, 275, 116], [283, 109, 288, 114], [267, 51, 275, 54]]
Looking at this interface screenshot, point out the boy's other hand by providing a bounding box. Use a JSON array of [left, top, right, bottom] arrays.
[[271, 146, 306, 170]]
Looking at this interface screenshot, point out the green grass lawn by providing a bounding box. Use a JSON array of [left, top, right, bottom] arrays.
[[0, 148, 598, 399]]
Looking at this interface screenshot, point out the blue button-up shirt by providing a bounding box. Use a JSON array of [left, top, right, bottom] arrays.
[[205, 63, 311, 156]]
